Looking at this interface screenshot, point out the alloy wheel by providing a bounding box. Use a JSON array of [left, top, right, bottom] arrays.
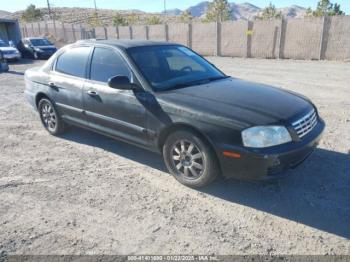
[[171, 139, 205, 179], [40, 102, 57, 132]]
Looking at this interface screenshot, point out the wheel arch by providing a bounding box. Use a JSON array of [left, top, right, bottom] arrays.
[[157, 123, 221, 171], [35, 92, 52, 109]]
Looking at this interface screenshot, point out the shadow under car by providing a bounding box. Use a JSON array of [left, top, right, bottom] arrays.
[[60, 126, 350, 239]]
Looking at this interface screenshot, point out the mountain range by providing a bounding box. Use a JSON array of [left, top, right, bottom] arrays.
[[0, 2, 308, 23], [0, 10, 12, 19], [166, 1, 307, 20]]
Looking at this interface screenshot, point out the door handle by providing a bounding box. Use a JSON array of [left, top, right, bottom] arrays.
[[87, 90, 98, 96], [48, 82, 56, 88]]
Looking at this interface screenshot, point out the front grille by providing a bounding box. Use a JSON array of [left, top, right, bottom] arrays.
[[42, 48, 55, 52], [3, 50, 16, 55], [292, 109, 318, 138]]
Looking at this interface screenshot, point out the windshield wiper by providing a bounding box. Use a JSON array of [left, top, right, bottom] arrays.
[[161, 79, 209, 91], [161, 75, 229, 92], [207, 75, 230, 81]]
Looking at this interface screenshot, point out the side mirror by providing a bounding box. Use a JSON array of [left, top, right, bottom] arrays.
[[9, 41, 15, 47], [108, 75, 137, 90]]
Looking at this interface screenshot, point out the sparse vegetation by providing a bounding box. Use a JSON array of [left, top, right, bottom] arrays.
[[256, 3, 282, 20], [306, 0, 345, 17], [21, 4, 42, 22], [112, 12, 127, 26], [126, 13, 140, 25], [88, 12, 103, 27], [180, 10, 193, 23], [147, 15, 162, 25], [204, 0, 231, 22]]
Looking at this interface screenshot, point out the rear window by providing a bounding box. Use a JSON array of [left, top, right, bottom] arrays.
[[55, 47, 91, 78]]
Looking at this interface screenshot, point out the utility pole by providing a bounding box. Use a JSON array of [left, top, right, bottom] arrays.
[[93, 0, 98, 23], [94, 0, 97, 12], [47, 0, 52, 18], [164, 0, 166, 16]]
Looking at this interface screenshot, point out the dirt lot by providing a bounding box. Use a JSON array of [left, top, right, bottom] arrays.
[[0, 58, 349, 255]]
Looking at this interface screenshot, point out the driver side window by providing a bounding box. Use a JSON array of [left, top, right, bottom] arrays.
[[165, 49, 205, 72], [90, 47, 131, 83]]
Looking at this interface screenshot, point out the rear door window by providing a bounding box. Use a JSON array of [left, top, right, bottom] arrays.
[[55, 46, 91, 78]]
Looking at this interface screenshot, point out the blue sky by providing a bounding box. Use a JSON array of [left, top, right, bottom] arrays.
[[4, 0, 350, 14]]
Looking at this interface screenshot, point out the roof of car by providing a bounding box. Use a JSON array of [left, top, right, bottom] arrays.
[[79, 39, 177, 49]]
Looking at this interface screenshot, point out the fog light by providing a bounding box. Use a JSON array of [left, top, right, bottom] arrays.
[[271, 157, 281, 167]]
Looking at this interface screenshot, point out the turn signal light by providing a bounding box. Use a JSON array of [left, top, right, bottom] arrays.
[[223, 151, 241, 159]]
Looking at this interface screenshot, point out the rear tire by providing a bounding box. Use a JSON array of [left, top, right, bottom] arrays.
[[163, 129, 219, 188], [38, 98, 66, 135]]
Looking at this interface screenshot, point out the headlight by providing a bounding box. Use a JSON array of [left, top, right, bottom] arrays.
[[34, 47, 43, 52], [241, 126, 292, 148]]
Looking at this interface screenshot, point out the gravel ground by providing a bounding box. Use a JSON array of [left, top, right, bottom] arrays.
[[0, 58, 349, 255]]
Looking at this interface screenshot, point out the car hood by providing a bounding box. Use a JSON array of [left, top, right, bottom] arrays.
[[34, 45, 56, 50], [0, 47, 18, 52], [156, 77, 313, 129]]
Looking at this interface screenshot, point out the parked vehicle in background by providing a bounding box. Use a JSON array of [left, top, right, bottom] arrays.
[[0, 50, 9, 72], [0, 39, 21, 61], [24, 40, 325, 188], [17, 37, 57, 59]]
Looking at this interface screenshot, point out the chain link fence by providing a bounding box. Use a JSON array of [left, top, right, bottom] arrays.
[[20, 16, 350, 60]]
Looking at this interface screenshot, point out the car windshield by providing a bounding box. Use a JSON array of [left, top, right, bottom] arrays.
[[127, 45, 227, 91], [30, 38, 52, 46], [0, 40, 9, 47]]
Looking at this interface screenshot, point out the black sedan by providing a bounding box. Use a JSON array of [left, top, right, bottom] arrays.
[[18, 37, 57, 59], [24, 40, 325, 187]]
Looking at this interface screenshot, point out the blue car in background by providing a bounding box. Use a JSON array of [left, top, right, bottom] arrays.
[[0, 50, 9, 72], [17, 37, 57, 60]]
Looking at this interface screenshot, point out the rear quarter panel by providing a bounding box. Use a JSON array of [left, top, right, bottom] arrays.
[[24, 66, 52, 110]]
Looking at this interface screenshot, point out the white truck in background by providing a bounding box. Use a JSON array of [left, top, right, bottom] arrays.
[[0, 39, 21, 61]]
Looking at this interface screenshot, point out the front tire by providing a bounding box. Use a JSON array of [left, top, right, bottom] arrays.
[[163, 129, 219, 188], [38, 98, 66, 135]]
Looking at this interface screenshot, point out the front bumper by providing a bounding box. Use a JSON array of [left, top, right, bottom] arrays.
[[37, 52, 53, 58], [36, 50, 56, 58], [218, 118, 325, 180], [4, 53, 21, 60]]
